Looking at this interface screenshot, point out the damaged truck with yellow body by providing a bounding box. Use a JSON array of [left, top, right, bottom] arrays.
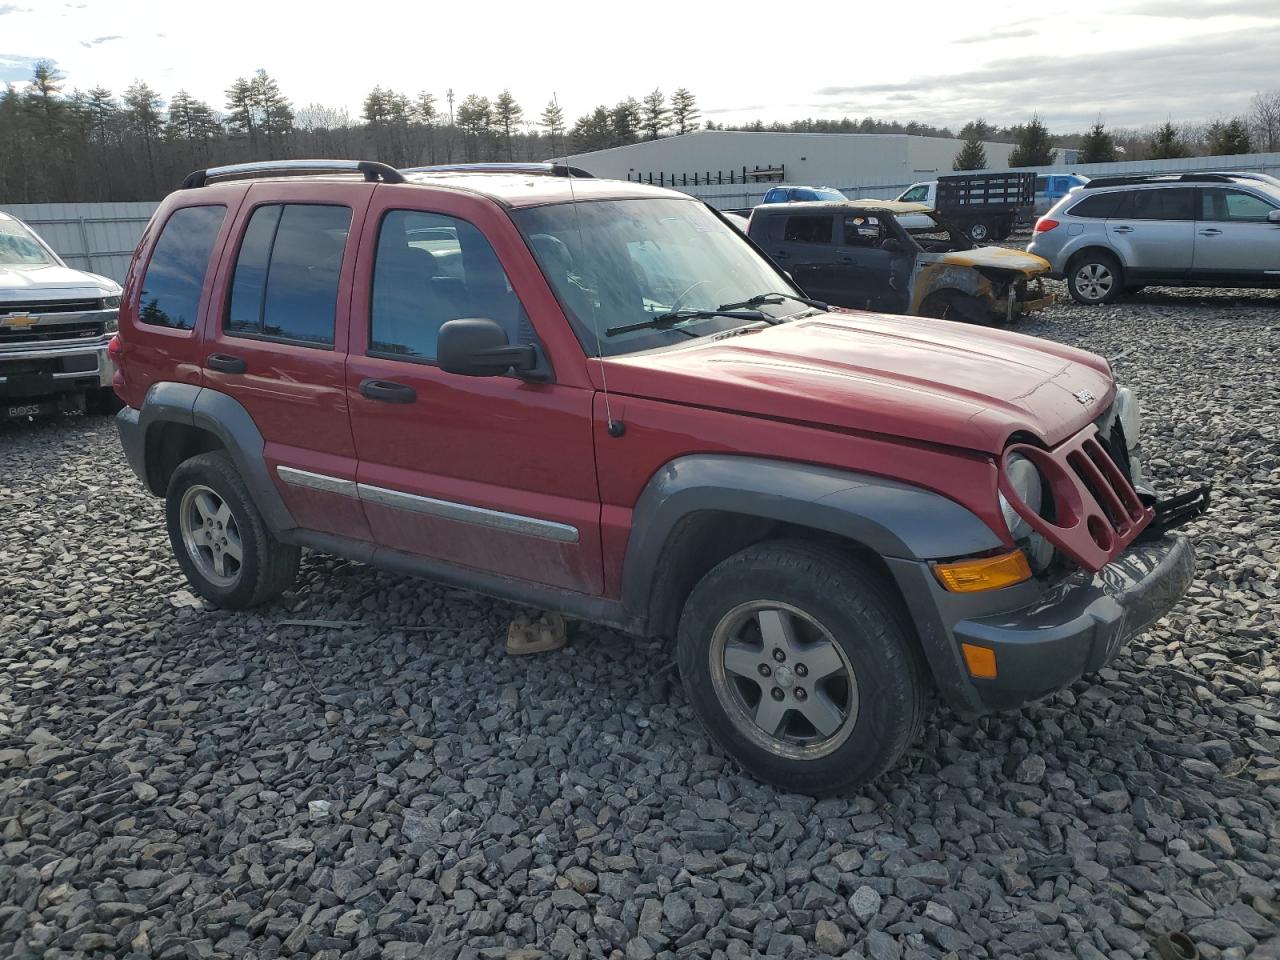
[[746, 200, 1052, 324]]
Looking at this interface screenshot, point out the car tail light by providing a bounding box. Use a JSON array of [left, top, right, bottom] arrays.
[[1034, 218, 1059, 233]]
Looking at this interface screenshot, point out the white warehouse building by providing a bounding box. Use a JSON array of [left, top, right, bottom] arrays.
[[563, 130, 1019, 207]]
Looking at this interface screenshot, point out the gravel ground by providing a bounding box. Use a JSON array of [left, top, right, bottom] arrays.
[[2, 285, 1279, 960]]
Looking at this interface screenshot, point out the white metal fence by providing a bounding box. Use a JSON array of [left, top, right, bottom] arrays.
[[1, 201, 158, 283]]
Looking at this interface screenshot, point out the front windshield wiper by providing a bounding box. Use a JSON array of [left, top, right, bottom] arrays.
[[604, 308, 766, 338], [718, 291, 829, 313]]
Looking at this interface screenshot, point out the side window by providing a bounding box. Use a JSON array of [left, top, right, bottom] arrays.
[[901, 185, 929, 203], [1128, 188, 1194, 221], [138, 205, 226, 330], [1201, 189, 1276, 222], [782, 216, 833, 243], [763, 188, 785, 204], [1067, 192, 1125, 219], [842, 215, 883, 247], [794, 189, 818, 202], [1035, 176, 1049, 193], [227, 204, 351, 347], [370, 210, 528, 362]]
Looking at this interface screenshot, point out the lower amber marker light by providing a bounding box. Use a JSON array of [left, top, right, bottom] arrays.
[[933, 549, 1032, 593], [961, 643, 998, 679]]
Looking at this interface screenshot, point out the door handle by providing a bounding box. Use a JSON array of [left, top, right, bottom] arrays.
[[1198, 228, 1222, 236], [359, 378, 417, 404], [1111, 225, 1134, 234], [206, 353, 247, 374]]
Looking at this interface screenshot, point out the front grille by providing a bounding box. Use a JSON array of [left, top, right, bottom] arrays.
[[1066, 434, 1148, 537], [0, 299, 102, 316], [0, 321, 105, 345]]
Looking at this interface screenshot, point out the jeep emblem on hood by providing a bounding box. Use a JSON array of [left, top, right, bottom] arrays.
[[1073, 389, 1097, 405]]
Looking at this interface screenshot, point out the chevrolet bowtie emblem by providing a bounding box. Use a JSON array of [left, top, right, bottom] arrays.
[[1073, 389, 1096, 405], [1, 313, 38, 328]]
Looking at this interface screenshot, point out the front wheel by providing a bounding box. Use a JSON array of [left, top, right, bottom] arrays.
[[676, 541, 927, 795], [165, 451, 299, 609], [965, 220, 992, 243], [1067, 252, 1124, 305]]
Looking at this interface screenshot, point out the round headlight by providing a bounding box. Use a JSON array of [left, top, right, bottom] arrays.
[[999, 453, 1043, 538], [103, 295, 121, 309]]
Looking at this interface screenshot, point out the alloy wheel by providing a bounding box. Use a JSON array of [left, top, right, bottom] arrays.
[[709, 601, 859, 760], [179, 484, 243, 588], [1075, 262, 1114, 301]]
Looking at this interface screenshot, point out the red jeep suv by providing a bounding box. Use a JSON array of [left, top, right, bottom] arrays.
[[113, 160, 1205, 794]]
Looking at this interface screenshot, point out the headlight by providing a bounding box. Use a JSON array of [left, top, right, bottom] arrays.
[[999, 453, 1042, 538], [102, 295, 121, 309], [104, 315, 119, 333], [1113, 386, 1140, 447]]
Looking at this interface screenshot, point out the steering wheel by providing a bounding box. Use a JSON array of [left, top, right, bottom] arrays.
[[669, 279, 715, 313]]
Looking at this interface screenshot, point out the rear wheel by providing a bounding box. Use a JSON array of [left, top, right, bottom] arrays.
[[1067, 252, 1124, 305], [676, 541, 927, 795], [965, 220, 992, 243], [165, 451, 299, 609]]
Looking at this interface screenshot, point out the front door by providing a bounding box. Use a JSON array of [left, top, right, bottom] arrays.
[[767, 213, 842, 304], [1106, 187, 1196, 281], [344, 186, 602, 595], [1193, 187, 1280, 278], [201, 181, 376, 542], [831, 214, 911, 313]]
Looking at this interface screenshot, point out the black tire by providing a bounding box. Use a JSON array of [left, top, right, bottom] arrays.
[[165, 451, 299, 609], [966, 220, 992, 243], [87, 387, 124, 415], [919, 290, 991, 325], [676, 540, 928, 795], [1067, 251, 1124, 305]]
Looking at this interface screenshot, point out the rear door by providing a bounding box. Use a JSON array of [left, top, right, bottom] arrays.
[[1192, 187, 1280, 279], [1105, 187, 1196, 281], [344, 186, 602, 594], [201, 181, 376, 542], [763, 213, 841, 302], [831, 214, 910, 312]]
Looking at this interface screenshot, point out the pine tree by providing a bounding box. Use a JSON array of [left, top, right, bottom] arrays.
[[640, 88, 668, 140], [493, 90, 523, 160], [1008, 115, 1054, 167], [83, 87, 117, 144], [611, 97, 641, 146], [952, 134, 987, 171], [224, 77, 258, 146], [1208, 118, 1251, 155], [122, 80, 164, 191], [1147, 121, 1189, 160], [455, 94, 492, 160], [540, 100, 566, 142], [1078, 120, 1117, 163], [959, 118, 994, 142], [670, 88, 699, 135], [362, 86, 390, 124], [253, 69, 292, 156], [570, 107, 613, 153]]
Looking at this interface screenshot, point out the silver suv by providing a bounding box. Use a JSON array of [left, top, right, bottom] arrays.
[[1026, 172, 1280, 305]]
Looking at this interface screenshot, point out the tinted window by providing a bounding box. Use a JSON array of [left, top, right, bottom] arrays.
[[783, 216, 833, 243], [763, 188, 786, 203], [1201, 188, 1276, 222], [226, 204, 350, 347], [842, 215, 883, 246], [371, 210, 527, 361], [138, 205, 225, 330], [794, 189, 818, 201], [900, 185, 929, 203], [1068, 192, 1126, 219], [1124, 188, 1195, 221]]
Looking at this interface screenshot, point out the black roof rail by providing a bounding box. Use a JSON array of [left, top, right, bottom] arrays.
[[180, 159, 405, 189], [402, 162, 594, 179], [1083, 172, 1237, 189]]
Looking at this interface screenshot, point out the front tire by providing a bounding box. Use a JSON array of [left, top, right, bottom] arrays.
[[676, 541, 927, 795], [165, 451, 299, 609], [1067, 252, 1124, 305]]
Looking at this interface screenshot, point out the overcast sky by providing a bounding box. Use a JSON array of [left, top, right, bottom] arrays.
[[1, 0, 1276, 132]]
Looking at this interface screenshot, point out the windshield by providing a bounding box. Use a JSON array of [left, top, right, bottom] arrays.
[[514, 198, 808, 356], [0, 218, 58, 267], [813, 188, 846, 201]]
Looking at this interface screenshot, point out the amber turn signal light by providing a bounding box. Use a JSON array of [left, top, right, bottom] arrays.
[[961, 643, 998, 679], [933, 549, 1032, 593]]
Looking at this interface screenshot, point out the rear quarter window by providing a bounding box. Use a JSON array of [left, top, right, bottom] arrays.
[[1067, 192, 1125, 219], [138, 205, 226, 330], [782, 216, 833, 243]]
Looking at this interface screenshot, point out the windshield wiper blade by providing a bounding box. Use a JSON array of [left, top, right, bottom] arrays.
[[718, 291, 830, 312], [604, 308, 766, 338]]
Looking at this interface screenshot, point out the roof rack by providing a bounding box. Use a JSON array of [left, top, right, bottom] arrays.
[[1083, 172, 1238, 189], [181, 159, 405, 189], [402, 162, 594, 179]]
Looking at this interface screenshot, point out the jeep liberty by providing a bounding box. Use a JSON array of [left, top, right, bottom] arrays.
[[114, 160, 1207, 794]]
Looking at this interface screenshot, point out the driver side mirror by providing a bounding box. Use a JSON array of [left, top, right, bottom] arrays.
[[1269, 208, 1280, 223], [437, 318, 550, 381]]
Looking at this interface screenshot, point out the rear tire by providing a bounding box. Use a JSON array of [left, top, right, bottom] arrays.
[[966, 220, 992, 243], [676, 540, 927, 795], [165, 451, 299, 609], [1067, 251, 1124, 305]]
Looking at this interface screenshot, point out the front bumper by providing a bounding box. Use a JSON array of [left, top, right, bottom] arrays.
[[888, 534, 1195, 715], [0, 339, 114, 399]]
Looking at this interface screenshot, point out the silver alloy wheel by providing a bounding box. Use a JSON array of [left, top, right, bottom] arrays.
[[708, 601, 859, 760], [969, 222, 990, 241], [1074, 261, 1114, 301], [179, 484, 243, 588]]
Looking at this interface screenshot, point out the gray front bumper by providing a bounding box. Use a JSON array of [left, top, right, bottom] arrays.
[[0, 340, 114, 393]]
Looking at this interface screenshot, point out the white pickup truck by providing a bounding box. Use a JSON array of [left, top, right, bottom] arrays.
[[892, 172, 1038, 242], [1, 211, 122, 419]]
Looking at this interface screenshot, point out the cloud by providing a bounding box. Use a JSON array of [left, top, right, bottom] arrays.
[[0, 4, 30, 14], [811, 24, 1280, 128], [953, 25, 1037, 44], [1124, 0, 1279, 17], [80, 35, 123, 48], [704, 103, 765, 115], [0, 52, 48, 83]]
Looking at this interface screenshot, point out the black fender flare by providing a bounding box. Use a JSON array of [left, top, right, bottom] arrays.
[[620, 454, 1003, 628], [119, 382, 295, 532]]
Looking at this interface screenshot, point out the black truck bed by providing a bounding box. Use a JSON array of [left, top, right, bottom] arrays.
[[936, 172, 1036, 214]]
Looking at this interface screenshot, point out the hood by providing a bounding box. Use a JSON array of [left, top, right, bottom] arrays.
[[0, 263, 120, 302], [936, 246, 1049, 275], [602, 312, 1114, 453]]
